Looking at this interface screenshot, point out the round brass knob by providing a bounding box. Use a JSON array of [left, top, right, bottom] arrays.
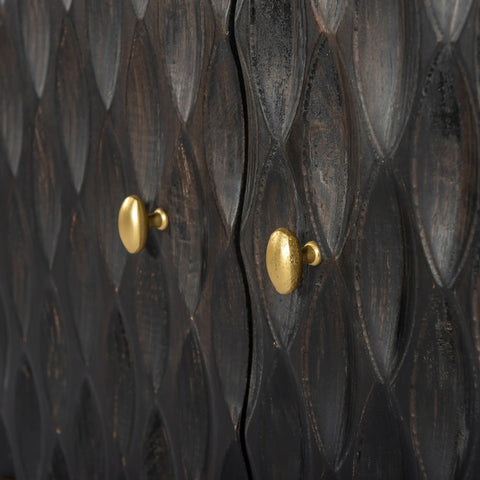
[[266, 228, 321, 294], [118, 195, 168, 254]]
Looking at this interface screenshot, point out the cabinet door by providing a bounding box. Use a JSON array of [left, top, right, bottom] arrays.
[[0, 1, 248, 478], [236, 0, 480, 478]]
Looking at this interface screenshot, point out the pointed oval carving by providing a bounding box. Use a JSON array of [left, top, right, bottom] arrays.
[[95, 124, 128, 288], [74, 382, 106, 480], [249, 353, 304, 479], [354, 0, 418, 156], [38, 288, 68, 431], [8, 193, 32, 332], [87, 0, 122, 109], [0, 31, 23, 176], [131, 0, 148, 19], [127, 24, 162, 203], [204, 39, 244, 231], [424, 0, 474, 41], [176, 330, 209, 480], [56, 19, 90, 193], [410, 295, 471, 479], [169, 135, 206, 316], [254, 147, 301, 348], [33, 111, 62, 268], [159, 0, 207, 123], [303, 267, 351, 469], [211, 248, 248, 427], [19, 0, 50, 97], [355, 169, 407, 382], [61, 0, 72, 10], [67, 209, 97, 364], [142, 408, 175, 479], [310, 0, 346, 33], [411, 47, 477, 287], [248, 0, 306, 139], [105, 307, 135, 458], [135, 254, 169, 393], [353, 387, 409, 479], [48, 441, 70, 480], [15, 358, 42, 479], [302, 35, 351, 255]]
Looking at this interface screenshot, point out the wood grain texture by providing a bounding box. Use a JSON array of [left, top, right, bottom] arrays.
[[236, 0, 480, 478], [1, 0, 479, 478]]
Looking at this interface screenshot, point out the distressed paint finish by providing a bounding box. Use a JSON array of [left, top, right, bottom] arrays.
[[0, 0, 479, 479], [0, 0, 246, 478]]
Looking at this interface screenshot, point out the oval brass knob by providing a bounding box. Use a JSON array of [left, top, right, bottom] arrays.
[[118, 195, 168, 254], [266, 228, 321, 294]]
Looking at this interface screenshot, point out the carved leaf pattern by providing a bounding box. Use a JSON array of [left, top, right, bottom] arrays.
[[303, 267, 350, 469], [411, 47, 477, 287], [302, 35, 351, 255], [33, 112, 62, 268], [211, 249, 248, 427], [159, 0, 207, 123], [254, 147, 301, 348], [131, 0, 148, 19], [56, 19, 90, 193], [353, 387, 407, 479], [0, 31, 23, 176], [142, 409, 175, 479], [248, 0, 306, 139], [48, 442, 70, 480], [15, 358, 42, 479], [95, 124, 127, 288], [135, 255, 169, 393], [169, 135, 206, 316], [356, 169, 406, 382], [309, 0, 346, 33], [354, 0, 418, 156], [204, 39, 244, 230], [74, 382, 105, 480], [87, 0, 122, 109], [8, 193, 32, 332], [410, 295, 470, 479], [251, 354, 304, 479], [105, 307, 135, 457], [19, 0, 50, 97], [127, 24, 162, 203], [176, 330, 209, 480], [424, 0, 474, 41], [39, 289, 68, 430], [67, 209, 97, 364]]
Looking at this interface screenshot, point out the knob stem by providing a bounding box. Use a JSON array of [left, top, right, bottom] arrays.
[[302, 241, 321, 266], [148, 209, 169, 231]]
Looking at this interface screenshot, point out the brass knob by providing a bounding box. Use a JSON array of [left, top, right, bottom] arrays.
[[118, 195, 168, 254], [266, 228, 321, 294]]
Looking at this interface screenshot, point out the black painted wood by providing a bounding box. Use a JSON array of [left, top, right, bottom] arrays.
[[1, 0, 479, 479]]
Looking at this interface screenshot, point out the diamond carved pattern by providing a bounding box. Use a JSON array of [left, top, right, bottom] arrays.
[[1, 0, 479, 478]]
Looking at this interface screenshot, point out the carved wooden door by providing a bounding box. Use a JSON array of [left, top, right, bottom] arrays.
[[235, 0, 480, 479], [1, 0, 479, 479], [0, 0, 248, 478]]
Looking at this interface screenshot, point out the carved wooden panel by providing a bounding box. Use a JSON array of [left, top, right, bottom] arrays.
[[1, 0, 479, 479], [0, 0, 247, 478], [235, 0, 480, 478]]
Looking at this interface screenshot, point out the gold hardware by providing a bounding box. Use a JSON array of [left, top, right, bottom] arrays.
[[118, 195, 168, 254], [266, 228, 321, 294]]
